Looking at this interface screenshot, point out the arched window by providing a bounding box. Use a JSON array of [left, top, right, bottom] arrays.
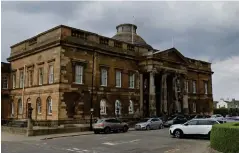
[[47, 97, 52, 115], [129, 100, 134, 114], [11, 101, 14, 116], [36, 98, 41, 114], [115, 100, 121, 115], [193, 102, 196, 113], [18, 99, 23, 114], [100, 99, 107, 115]]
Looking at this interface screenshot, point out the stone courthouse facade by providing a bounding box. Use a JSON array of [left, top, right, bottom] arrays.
[[6, 23, 214, 120]]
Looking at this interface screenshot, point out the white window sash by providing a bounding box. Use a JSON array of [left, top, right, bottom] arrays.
[[12, 74, 16, 89], [2, 76, 8, 89], [193, 81, 196, 93], [49, 66, 54, 84], [20, 72, 24, 88], [129, 74, 135, 88], [116, 71, 121, 87], [129, 101, 134, 114], [115, 101, 121, 115], [18, 101, 23, 114], [205, 82, 208, 94], [100, 101, 107, 115], [39, 68, 43, 85], [75, 65, 83, 84], [101, 69, 107, 86], [48, 100, 52, 114], [11, 102, 14, 115]]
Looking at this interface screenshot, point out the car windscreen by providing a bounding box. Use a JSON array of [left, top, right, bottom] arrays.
[[96, 119, 104, 123]]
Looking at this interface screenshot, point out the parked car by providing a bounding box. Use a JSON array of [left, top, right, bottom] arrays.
[[135, 118, 164, 130], [210, 114, 224, 120], [93, 118, 129, 134], [164, 115, 188, 127], [169, 118, 220, 139]]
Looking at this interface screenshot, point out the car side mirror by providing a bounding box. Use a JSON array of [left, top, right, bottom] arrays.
[[184, 123, 188, 126]]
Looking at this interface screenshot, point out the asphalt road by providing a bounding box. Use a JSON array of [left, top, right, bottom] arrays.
[[2, 129, 210, 153]]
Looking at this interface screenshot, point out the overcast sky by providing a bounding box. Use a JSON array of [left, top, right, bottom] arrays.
[[1, 1, 239, 101]]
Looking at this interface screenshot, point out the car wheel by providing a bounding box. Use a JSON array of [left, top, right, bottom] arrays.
[[94, 130, 100, 134], [146, 125, 150, 130], [160, 124, 164, 129], [174, 129, 183, 138], [123, 126, 128, 132], [208, 131, 211, 139], [104, 127, 111, 134]]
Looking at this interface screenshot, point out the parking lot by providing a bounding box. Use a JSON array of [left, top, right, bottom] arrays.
[[2, 128, 210, 153]]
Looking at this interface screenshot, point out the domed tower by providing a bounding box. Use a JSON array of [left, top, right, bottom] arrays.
[[112, 23, 153, 49]]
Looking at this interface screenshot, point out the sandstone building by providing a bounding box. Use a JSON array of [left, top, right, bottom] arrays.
[[6, 23, 214, 120]]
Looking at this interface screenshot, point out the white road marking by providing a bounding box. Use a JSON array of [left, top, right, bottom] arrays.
[[76, 151, 83, 153], [102, 142, 116, 146], [82, 150, 89, 152], [73, 148, 80, 150], [102, 139, 141, 146], [66, 149, 75, 151]]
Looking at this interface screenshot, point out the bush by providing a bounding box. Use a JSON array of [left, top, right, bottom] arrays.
[[210, 122, 239, 153]]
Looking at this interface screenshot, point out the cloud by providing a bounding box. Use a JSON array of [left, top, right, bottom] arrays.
[[1, 1, 239, 100]]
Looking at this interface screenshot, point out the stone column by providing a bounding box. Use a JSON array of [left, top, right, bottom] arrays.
[[149, 71, 156, 117], [161, 73, 168, 114], [182, 75, 189, 114], [139, 73, 144, 117]]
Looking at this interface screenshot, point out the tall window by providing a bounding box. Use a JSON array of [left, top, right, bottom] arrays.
[[18, 99, 23, 114], [36, 98, 41, 114], [116, 70, 121, 87], [19, 71, 24, 88], [192, 81, 196, 93], [129, 100, 134, 114], [75, 65, 83, 84], [100, 99, 107, 115], [129, 73, 135, 88], [2, 75, 8, 89], [177, 79, 181, 92], [12, 74, 16, 89], [204, 81, 208, 94], [48, 65, 54, 84], [47, 97, 52, 115], [115, 100, 121, 115], [193, 102, 196, 113], [101, 68, 108, 86], [185, 80, 189, 93], [11, 101, 14, 116], [28, 70, 33, 87], [38, 68, 43, 85]]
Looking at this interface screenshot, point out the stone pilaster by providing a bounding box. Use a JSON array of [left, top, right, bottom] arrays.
[[139, 73, 144, 117], [161, 73, 168, 114], [149, 72, 156, 117], [182, 75, 189, 114]]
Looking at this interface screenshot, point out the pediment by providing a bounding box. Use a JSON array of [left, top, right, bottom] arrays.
[[153, 48, 188, 65]]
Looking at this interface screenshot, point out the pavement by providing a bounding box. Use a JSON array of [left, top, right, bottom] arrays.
[[2, 128, 211, 153]]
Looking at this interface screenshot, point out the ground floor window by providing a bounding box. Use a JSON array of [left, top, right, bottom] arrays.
[[100, 99, 107, 115]]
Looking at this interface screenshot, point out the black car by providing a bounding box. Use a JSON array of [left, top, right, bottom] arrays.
[[164, 115, 188, 127]]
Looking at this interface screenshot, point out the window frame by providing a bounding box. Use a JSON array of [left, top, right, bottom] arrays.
[[36, 98, 42, 114], [28, 69, 33, 87], [115, 70, 122, 88], [2, 75, 8, 89], [115, 100, 121, 115], [128, 100, 134, 114], [47, 97, 52, 115], [12, 73, 16, 89], [100, 67, 108, 87], [38, 67, 44, 85], [48, 65, 54, 84], [11, 101, 14, 116], [192, 80, 197, 94], [19, 71, 24, 88], [18, 99, 23, 115], [193, 102, 196, 113], [129, 72, 135, 89], [204, 81, 208, 94], [74, 64, 84, 84], [100, 99, 107, 115]]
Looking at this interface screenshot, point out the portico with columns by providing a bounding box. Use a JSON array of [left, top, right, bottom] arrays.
[[139, 48, 190, 117]]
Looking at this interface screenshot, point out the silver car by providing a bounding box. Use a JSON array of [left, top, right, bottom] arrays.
[[135, 118, 164, 130], [93, 118, 129, 134]]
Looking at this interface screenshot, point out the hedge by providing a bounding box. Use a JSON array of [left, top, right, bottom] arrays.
[[210, 122, 239, 153]]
